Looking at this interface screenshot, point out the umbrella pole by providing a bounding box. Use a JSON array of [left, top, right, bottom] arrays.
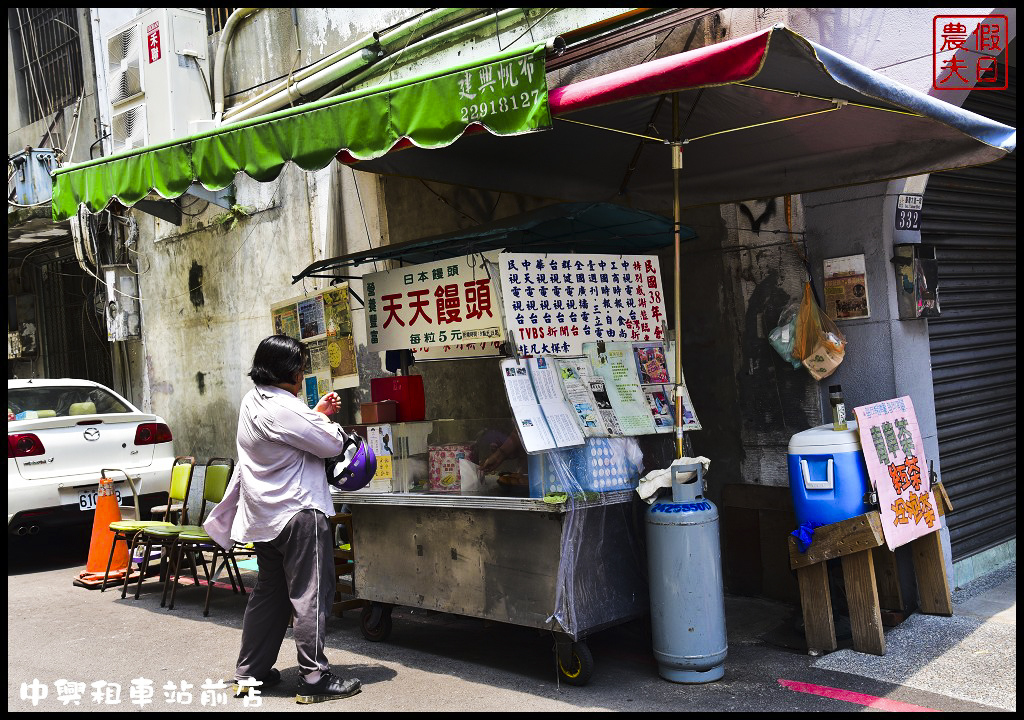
[[671, 93, 684, 460]]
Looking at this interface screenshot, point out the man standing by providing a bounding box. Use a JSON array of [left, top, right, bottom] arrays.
[[205, 335, 361, 703]]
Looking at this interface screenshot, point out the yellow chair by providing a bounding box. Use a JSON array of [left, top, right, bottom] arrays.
[[163, 458, 245, 615], [124, 456, 197, 599]]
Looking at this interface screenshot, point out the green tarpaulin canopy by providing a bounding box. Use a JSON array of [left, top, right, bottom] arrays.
[[50, 44, 550, 222]]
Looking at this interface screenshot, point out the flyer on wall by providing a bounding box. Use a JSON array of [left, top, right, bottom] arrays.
[[271, 287, 359, 390]]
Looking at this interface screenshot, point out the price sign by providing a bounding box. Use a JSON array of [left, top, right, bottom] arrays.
[[895, 194, 923, 231]]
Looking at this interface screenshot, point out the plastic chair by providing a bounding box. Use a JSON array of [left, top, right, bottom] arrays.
[[101, 467, 179, 593], [163, 458, 246, 615], [126, 456, 199, 600]]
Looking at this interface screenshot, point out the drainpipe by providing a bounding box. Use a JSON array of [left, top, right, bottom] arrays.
[[220, 8, 485, 124], [213, 8, 261, 124]]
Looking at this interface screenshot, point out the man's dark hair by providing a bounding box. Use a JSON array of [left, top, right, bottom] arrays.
[[248, 335, 307, 385]]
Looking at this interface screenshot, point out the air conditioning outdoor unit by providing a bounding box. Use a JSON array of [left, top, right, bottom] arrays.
[[105, 8, 210, 152]]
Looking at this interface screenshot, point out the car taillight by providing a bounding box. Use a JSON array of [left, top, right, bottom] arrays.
[[8, 433, 46, 458], [134, 423, 173, 445]]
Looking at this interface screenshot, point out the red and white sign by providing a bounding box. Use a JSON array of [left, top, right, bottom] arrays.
[[932, 15, 1008, 91], [364, 255, 503, 351], [854, 396, 940, 550], [147, 22, 162, 64]]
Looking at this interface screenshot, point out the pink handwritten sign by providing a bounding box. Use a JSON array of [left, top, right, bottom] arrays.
[[854, 396, 941, 550]]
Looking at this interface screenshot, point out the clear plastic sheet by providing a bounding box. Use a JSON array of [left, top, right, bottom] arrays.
[[541, 438, 645, 637]]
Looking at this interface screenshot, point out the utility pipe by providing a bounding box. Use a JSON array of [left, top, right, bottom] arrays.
[[323, 7, 557, 100], [213, 8, 261, 124], [221, 8, 484, 123]]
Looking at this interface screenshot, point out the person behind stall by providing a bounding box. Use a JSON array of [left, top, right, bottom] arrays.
[[203, 335, 360, 704]]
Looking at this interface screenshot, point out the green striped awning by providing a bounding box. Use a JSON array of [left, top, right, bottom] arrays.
[[51, 44, 550, 222]]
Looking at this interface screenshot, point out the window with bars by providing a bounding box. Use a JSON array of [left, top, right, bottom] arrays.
[[206, 8, 237, 35], [9, 7, 85, 126]]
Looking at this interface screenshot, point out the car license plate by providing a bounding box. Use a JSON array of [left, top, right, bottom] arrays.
[[79, 487, 123, 511]]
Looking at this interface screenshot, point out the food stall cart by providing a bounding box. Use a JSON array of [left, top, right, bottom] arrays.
[[314, 204, 686, 686]]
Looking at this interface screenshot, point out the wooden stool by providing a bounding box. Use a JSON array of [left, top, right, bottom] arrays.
[[788, 483, 954, 655], [329, 512, 366, 617]]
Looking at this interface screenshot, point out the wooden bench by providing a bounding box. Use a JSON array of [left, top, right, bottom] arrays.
[[788, 483, 953, 655]]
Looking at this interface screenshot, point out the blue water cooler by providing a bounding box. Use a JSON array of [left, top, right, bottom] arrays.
[[788, 421, 871, 526]]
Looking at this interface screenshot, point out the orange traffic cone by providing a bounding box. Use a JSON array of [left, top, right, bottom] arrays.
[[73, 476, 130, 589]]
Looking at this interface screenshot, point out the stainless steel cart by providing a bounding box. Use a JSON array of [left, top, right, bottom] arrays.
[[335, 490, 648, 685]]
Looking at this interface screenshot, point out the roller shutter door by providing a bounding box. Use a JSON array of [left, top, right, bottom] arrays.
[[922, 71, 1016, 560]]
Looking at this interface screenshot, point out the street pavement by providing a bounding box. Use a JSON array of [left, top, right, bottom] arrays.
[[7, 527, 1015, 712]]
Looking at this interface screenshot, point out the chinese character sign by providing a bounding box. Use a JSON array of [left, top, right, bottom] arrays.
[[933, 15, 1009, 91], [364, 256, 504, 351], [499, 253, 667, 357], [854, 396, 940, 550]]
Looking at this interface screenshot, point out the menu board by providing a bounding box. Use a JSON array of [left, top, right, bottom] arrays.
[[499, 252, 668, 357], [270, 284, 360, 404]]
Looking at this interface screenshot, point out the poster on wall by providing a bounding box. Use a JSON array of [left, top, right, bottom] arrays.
[[853, 396, 939, 551], [364, 254, 504, 351], [823, 254, 870, 320], [270, 284, 359, 401], [499, 253, 668, 357]]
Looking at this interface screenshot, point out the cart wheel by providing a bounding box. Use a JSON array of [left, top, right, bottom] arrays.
[[556, 641, 593, 686], [360, 603, 393, 642]]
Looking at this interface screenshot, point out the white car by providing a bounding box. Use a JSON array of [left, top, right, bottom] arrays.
[[8, 379, 176, 536]]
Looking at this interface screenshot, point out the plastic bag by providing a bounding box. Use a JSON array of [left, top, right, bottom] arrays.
[[768, 302, 803, 368], [792, 283, 846, 380]]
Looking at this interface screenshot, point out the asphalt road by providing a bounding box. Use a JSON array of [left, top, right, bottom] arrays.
[[7, 529, 1014, 712]]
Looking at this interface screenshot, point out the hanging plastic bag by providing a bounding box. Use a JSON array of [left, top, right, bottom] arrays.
[[792, 282, 846, 380], [768, 302, 803, 369]]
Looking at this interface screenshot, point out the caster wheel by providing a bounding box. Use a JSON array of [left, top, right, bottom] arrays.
[[360, 603, 393, 642], [556, 640, 593, 686]]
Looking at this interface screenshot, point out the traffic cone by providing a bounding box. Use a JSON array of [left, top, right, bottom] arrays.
[[73, 476, 130, 589]]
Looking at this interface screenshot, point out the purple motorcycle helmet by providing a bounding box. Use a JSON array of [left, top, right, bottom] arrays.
[[325, 431, 377, 491]]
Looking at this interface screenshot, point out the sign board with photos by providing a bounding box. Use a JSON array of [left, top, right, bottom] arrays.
[[270, 284, 359, 408], [499, 252, 668, 357], [364, 254, 504, 352], [499, 340, 700, 453]]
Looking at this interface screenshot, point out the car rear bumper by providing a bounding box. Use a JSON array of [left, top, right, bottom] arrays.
[[8, 491, 168, 534], [7, 461, 176, 532]]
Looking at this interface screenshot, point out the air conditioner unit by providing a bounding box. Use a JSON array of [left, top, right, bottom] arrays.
[[104, 8, 210, 153]]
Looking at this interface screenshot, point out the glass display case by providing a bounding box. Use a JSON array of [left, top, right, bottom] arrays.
[[343, 418, 525, 497]]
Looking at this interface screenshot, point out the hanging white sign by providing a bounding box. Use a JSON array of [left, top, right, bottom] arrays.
[[499, 252, 667, 357], [364, 255, 504, 351]]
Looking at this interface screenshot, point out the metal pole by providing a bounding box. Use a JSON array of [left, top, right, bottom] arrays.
[[671, 93, 684, 460]]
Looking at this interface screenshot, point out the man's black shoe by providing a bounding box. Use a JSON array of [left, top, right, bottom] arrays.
[[233, 668, 281, 698], [295, 672, 361, 704]]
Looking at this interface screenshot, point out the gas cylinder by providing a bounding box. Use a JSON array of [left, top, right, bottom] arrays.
[[645, 462, 727, 683]]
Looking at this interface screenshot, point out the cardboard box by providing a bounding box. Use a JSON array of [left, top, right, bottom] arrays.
[[360, 401, 397, 424]]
